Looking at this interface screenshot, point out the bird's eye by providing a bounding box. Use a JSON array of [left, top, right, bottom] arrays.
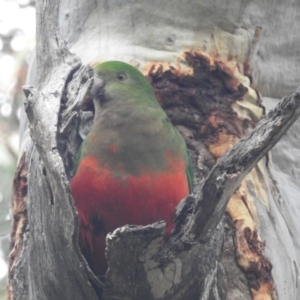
[[117, 73, 127, 81]]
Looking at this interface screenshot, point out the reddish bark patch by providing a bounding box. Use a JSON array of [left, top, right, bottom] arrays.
[[143, 52, 273, 297], [8, 153, 28, 300], [146, 52, 251, 148], [239, 226, 273, 291]]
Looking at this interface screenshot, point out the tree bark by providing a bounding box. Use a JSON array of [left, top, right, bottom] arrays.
[[9, 1, 300, 299]]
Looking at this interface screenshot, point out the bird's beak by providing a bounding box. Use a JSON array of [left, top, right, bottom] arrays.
[[90, 75, 105, 99]]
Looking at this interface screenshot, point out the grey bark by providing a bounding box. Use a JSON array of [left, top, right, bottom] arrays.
[[15, 51, 300, 298], [10, 1, 99, 299], [9, 0, 300, 299]]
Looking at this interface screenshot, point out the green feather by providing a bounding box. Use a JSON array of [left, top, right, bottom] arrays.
[[172, 128, 194, 193], [186, 152, 194, 193], [74, 61, 194, 193]]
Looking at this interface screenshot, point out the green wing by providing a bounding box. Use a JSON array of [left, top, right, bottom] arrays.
[[73, 142, 84, 175], [186, 152, 194, 193], [173, 127, 194, 193]]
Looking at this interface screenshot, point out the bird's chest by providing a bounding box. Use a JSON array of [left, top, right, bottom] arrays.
[[70, 155, 189, 235], [87, 125, 171, 175]]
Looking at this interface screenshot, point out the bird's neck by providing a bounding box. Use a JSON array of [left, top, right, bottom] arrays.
[[84, 106, 177, 176]]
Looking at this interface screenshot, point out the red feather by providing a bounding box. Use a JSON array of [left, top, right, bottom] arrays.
[[70, 154, 189, 275]]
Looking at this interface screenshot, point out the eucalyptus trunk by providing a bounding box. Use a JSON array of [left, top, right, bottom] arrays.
[[9, 1, 300, 299]]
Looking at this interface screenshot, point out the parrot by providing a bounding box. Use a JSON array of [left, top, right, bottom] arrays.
[[70, 61, 194, 276]]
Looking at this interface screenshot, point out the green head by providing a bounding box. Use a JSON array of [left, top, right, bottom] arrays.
[[91, 61, 157, 110]]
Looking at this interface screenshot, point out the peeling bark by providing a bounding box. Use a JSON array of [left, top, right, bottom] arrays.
[[189, 91, 300, 242], [9, 154, 28, 300]]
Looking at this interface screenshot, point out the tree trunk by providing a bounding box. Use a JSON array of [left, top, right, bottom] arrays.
[[9, 1, 300, 299]]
